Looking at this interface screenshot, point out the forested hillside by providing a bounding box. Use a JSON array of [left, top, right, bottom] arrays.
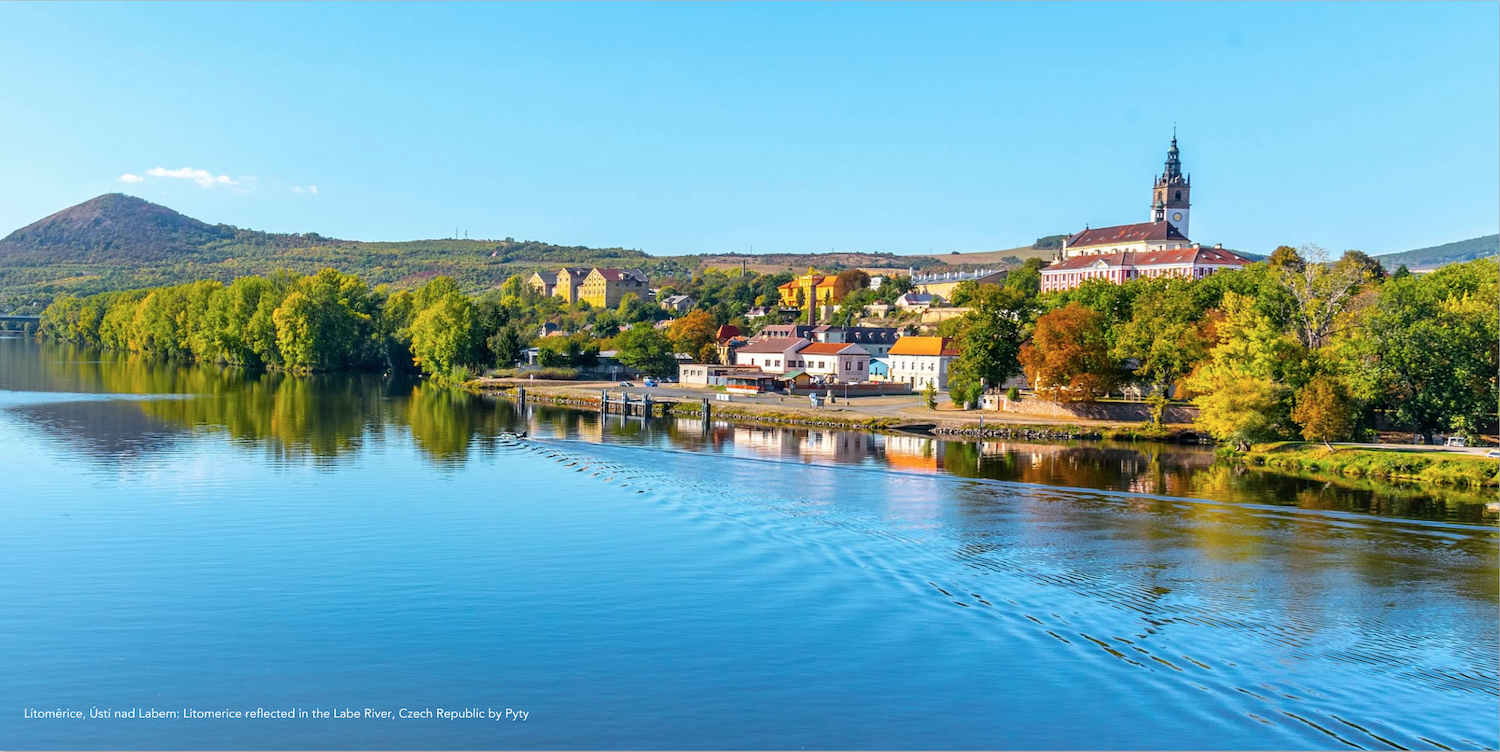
[[0, 194, 666, 310], [1375, 234, 1498, 269], [0, 194, 940, 312]]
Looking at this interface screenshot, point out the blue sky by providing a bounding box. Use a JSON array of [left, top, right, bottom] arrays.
[[1, 2, 1496, 256]]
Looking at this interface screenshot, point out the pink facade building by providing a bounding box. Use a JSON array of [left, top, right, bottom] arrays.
[[1040, 245, 1252, 293]]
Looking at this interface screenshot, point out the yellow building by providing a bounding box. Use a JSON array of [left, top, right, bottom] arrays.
[[526, 270, 558, 297], [553, 266, 592, 304], [578, 267, 649, 309], [527, 266, 592, 303], [777, 268, 841, 308], [528, 266, 645, 306]]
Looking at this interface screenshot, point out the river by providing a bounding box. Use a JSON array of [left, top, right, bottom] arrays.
[[1, 335, 1495, 750]]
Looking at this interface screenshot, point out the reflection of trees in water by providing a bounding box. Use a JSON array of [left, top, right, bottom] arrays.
[[404, 384, 511, 465], [11, 339, 1494, 521], [6, 398, 186, 460], [17, 339, 527, 467], [935, 440, 1214, 493], [1190, 463, 1494, 524]]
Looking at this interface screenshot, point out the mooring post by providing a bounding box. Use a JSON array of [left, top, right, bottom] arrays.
[[600, 389, 608, 414]]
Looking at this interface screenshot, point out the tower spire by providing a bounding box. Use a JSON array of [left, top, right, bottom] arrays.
[[1164, 130, 1181, 180]]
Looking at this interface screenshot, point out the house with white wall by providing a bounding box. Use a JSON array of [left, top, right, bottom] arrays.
[[887, 336, 959, 391], [796, 342, 870, 383], [734, 337, 810, 374]]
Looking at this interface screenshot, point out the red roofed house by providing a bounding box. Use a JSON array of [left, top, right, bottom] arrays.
[[1041, 133, 1251, 292], [887, 336, 960, 391], [734, 337, 810, 375], [1040, 245, 1253, 293]]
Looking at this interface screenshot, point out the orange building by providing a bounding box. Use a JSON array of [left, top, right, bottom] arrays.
[[777, 268, 841, 308]]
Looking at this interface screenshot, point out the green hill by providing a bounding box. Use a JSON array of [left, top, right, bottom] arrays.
[[0, 195, 953, 312], [0, 194, 659, 308], [1375, 234, 1498, 270]]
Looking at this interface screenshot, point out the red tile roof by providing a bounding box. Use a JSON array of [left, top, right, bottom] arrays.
[[715, 324, 741, 341], [593, 268, 647, 282], [799, 342, 866, 356], [736, 336, 809, 354], [1044, 246, 1253, 272], [1065, 221, 1188, 249]]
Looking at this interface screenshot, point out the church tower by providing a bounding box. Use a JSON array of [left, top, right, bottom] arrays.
[[1151, 132, 1191, 238]]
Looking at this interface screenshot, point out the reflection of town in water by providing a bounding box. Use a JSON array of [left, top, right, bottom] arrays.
[[3, 336, 1494, 524]]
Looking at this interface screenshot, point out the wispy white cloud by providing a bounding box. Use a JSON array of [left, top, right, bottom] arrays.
[[117, 173, 146, 184], [291, 185, 319, 195], [309, 185, 318, 195], [146, 166, 239, 188]]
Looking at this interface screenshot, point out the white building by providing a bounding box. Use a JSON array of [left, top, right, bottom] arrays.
[[796, 342, 871, 383], [678, 363, 759, 387], [887, 336, 959, 391], [733, 337, 810, 374]]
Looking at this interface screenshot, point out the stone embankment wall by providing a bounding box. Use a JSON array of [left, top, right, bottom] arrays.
[[993, 397, 1199, 424]]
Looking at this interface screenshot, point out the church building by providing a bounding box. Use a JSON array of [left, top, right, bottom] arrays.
[[1041, 134, 1251, 292]]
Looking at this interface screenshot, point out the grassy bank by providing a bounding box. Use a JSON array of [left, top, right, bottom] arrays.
[[1238, 443, 1499, 487]]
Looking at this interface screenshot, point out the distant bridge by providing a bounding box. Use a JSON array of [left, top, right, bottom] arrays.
[[0, 315, 41, 324]]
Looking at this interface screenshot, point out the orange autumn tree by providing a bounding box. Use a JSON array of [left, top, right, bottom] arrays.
[[1019, 302, 1119, 403], [667, 309, 717, 357]]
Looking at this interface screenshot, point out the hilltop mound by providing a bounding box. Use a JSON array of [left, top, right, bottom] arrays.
[[0, 193, 330, 264]]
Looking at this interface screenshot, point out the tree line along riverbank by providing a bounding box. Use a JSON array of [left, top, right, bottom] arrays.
[[35, 250, 1499, 453]]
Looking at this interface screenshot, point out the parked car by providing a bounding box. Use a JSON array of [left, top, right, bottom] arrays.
[[643, 378, 659, 387], [1486, 450, 1500, 459], [619, 381, 634, 387]]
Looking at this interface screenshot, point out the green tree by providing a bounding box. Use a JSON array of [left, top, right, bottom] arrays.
[[1004, 257, 1047, 298], [488, 324, 526, 368], [1267, 245, 1306, 271], [1191, 374, 1287, 450], [1291, 375, 1355, 448], [272, 269, 379, 372], [409, 291, 478, 378], [1114, 280, 1214, 425], [1184, 292, 1308, 445], [1336, 258, 1498, 442], [614, 326, 676, 376], [946, 285, 1031, 404], [1277, 245, 1371, 350], [922, 381, 938, 410]]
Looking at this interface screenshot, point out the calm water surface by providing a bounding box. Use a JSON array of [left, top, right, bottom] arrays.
[[2, 336, 1496, 750]]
